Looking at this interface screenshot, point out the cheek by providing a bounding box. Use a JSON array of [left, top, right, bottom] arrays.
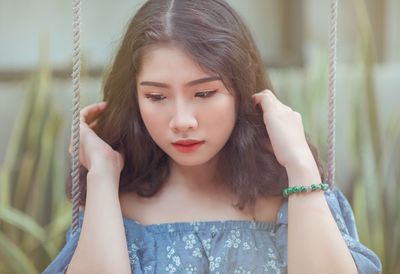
[[203, 97, 236, 135], [138, 101, 166, 139]]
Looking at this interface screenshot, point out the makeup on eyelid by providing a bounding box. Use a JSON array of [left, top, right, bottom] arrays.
[[144, 90, 217, 101]]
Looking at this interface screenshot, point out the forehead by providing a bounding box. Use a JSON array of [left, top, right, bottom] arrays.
[[137, 45, 214, 80]]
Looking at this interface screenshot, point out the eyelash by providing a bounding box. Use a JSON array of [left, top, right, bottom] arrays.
[[145, 90, 217, 102]]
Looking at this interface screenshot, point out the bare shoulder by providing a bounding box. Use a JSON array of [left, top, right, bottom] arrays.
[[252, 195, 284, 224], [119, 191, 153, 223], [119, 189, 284, 225], [119, 192, 140, 223]]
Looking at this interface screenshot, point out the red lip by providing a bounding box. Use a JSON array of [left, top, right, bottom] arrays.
[[172, 140, 204, 146], [172, 140, 205, 153]]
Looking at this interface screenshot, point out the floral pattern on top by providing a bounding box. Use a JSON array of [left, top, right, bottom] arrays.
[[42, 187, 382, 274]]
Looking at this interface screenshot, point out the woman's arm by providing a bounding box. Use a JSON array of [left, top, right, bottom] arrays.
[[252, 90, 360, 273], [286, 158, 358, 274], [66, 164, 131, 274]]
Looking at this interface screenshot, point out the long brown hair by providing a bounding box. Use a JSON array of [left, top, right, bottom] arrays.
[[67, 0, 326, 211]]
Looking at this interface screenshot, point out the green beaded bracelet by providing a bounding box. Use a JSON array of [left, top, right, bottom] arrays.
[[282, 182, 329, 198]]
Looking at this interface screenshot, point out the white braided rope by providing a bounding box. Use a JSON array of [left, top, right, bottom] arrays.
[[327, 0, 338, 186], [71, 0, 81, 233]]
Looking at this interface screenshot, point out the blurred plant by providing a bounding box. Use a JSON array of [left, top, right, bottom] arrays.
[[0, 62, 72, 274], [350, 0, 400, 273], [273, 1, 400, 273]]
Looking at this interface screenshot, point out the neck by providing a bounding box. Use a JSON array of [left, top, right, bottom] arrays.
[[166, 155, 226, 195]]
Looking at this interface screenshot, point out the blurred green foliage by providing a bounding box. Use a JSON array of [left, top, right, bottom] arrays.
[[0, 64, 72, 274]]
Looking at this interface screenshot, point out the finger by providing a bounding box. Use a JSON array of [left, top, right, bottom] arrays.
[[252, 89, 275, 102], [253, 90, 291, 113], [283, 105, 292, 111], [252, 90, 277, 113], [263, 90, 293, 111], [80, 102, 107, 124], [80, 102, 107, 123], [89, 120, 98, 131], [260, 89, 284, 105]]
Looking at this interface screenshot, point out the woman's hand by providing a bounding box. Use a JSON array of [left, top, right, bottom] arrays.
[[251, 89, 315, 169], [68, 102, 124, 177]]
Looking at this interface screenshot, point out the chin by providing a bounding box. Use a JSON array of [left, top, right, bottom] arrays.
[[169, 156, 211, 167], [166, 149, 218, 167]]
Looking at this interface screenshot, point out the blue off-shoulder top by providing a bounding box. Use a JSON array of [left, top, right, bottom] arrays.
[[42, 187, 382, 274]]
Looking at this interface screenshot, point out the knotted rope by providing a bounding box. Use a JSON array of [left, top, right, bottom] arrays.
[[70, 0, 81, 234]]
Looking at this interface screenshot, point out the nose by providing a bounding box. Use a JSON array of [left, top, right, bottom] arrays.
[[169, 101, 198, 133]]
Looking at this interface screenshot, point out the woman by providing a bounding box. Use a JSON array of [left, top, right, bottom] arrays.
[[43, 0, 382, 273]]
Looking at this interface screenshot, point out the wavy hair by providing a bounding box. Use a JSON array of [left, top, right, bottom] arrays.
[[67, 0, 326, 211]]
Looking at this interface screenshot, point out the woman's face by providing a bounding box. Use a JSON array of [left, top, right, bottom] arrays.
[[136, 46, 236, 167]]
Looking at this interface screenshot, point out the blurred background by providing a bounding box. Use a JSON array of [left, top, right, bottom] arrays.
[[0, 0, 399, 273]]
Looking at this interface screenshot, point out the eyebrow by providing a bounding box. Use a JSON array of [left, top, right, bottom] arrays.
[[139, 76, 222, 88]]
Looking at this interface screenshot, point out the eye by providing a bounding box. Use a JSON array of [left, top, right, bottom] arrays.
[[144, 90, 217, 102], [196, 90, 217, 98], [145, 94, 166, 101]]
